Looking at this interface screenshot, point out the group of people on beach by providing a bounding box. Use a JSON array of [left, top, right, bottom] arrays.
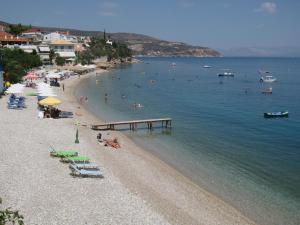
[[97, 132, 120, 149]]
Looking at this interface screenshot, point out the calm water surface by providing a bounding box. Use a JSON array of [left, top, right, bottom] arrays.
[[76, 57, 300, 225]]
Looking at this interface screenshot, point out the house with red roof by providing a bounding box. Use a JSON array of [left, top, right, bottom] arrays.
[[0, 31, 30, 46], [21, 28, 43, 42]]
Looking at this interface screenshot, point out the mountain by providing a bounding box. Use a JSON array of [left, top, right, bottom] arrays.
[[0, 20, 220, 57], [220, 47, 300, 57]]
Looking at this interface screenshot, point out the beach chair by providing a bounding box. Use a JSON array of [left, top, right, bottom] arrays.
[[70, 165, 103, 178], [61, 156, 90, 163], [50, 150, 78, 158], [59, 111, 74, 118], [7, 101, 25, 110], [69, 162, 99, 170]]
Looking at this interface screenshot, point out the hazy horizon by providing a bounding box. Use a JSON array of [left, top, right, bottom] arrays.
[[1, 0, 299, 55]]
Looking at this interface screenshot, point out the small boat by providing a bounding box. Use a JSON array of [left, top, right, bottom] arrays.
[[264, 111, 289, 118], [260, 75, 277, 83], [218, 72, 234, 77], [171, 62, 176, 67], [262, 87, 272, 94], [203, 65, 212, 68], [133, 103, 144, 108]]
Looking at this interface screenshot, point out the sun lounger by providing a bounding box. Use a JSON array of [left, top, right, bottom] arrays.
[[7, 97, 26, 109], [7, 101, 26, 109], [70, 165, 103, 178], [61, 156, 90, 163], [59, 111, 74, 118], [69, 162, 99, 170], [50, 151, 78, 158]]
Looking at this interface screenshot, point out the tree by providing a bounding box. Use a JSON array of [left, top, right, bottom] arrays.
[[103, 29, 106, 41], [8, 23, 29, 36], [5, 61, 24, 83], [0, 48, 42, 83], [74, 36, 132, 64], [49, 49, 55, 64], [77, 51, 93, 65], [55, 56, 65, 66], [0, 197, 24, 225], [31, 49, 37, 55]]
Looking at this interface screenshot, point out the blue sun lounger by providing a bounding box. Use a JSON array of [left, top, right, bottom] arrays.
[[70, 164, 103, 178]]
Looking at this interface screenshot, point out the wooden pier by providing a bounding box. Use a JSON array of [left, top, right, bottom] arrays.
[[91, 118, 172, 131]]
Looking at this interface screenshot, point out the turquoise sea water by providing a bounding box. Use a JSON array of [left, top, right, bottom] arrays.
[[75, 57, 300, 225]]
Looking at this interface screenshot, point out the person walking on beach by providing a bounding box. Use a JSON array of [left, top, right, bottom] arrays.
[[62, 83, 65, 92]]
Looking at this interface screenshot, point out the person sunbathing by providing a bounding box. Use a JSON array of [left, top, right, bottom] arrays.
[[104, 138, 120, 149]]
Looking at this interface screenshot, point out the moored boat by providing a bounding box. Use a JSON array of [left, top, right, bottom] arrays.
[[218, 72, 234, 77], [262, 87, 272, 94], [264, 111, 289, 118], [203, 65, 212, 68], [260, 75, 277, 83]]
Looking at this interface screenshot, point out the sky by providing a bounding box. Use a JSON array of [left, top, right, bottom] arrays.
[[0, 0, 300, 49]]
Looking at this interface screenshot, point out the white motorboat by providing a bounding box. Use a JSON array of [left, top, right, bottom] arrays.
[[260, 75, 277, 83], [203, 65, 212, 68], [218, 72, 234, 77]]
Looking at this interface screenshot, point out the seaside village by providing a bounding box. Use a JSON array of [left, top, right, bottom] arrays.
[[0, 24, 124, 179]]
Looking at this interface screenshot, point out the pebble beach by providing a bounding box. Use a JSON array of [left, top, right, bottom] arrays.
[[0, 70, 256, 225]]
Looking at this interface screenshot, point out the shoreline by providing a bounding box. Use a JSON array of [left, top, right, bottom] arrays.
[[67, 70, 257, 225], [0, 67, 257, 224]]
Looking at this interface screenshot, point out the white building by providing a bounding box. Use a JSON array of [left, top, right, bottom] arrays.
[[21, 28, 43, 42], [19, 45, 38, 53], [38, 45, 51, 63], [17, 45, 50, 63], [106, 40, 113, 45], [43, 32, 78, 43], [49, 40, 76, 60], [43, 32, 67, 42]]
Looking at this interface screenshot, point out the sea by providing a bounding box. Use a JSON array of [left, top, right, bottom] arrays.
[[75, 57, 300, 225]]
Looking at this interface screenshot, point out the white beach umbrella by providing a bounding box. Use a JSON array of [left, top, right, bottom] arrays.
[[37, 88, 53, 93], [38, 90, 55, 94], [37, 82, 50, 88], [38, 93, 57, 97], [87, 64, 96, 69], [46, 73, 61, 79], [6, 83, 25, 94], [37, 89, 55, 94]]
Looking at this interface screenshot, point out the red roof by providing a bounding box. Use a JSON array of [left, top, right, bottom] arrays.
[[0, 31, 29, 42], [22, 28, 42, 33]]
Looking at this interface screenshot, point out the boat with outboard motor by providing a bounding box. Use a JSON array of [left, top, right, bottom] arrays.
[[218, 72, 234, 77], [264, 111, 289, 118]]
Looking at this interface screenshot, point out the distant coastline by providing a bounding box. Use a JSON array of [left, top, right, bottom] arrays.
[[0, 20, 221, 57]]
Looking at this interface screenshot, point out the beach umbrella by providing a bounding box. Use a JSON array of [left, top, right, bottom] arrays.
[[23, 72, 38, 80], [38, 97, 62, 106], [6, 83, 25, 94], [38, 92, 57, 97], [46, 73, 61, 79]]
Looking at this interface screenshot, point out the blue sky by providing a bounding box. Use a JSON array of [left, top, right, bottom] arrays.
[[1, 0, 299, 49]]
